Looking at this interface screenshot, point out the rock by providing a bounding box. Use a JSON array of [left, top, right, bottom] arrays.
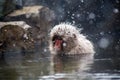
[[4, 5, 56, 45], [4, 5, 56, 28]]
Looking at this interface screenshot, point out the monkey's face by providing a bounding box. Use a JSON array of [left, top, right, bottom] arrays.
[[52, 35, 63, 52], [52, 34, 77, 53], [50, 23, 80, 54]]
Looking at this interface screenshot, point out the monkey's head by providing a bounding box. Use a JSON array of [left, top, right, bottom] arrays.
[[49, 23, 80, 55]]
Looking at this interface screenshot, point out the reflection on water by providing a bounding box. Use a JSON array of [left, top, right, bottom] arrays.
[[0, 48, 120, 80]]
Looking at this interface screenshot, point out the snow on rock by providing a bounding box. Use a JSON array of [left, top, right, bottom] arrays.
[[0, 21, 31, 30], [8, 6, 43, 16]]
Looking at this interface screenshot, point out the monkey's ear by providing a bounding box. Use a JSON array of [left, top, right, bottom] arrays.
[[73, 34, 76, 39]]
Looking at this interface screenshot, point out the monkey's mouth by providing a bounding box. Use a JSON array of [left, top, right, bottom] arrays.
[[54, 39, 63, 51], [52, 35, 63, 51]]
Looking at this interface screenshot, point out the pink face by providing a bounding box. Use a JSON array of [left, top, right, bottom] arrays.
[[54, 39, 63, 51], [52, 35, 64, 51]]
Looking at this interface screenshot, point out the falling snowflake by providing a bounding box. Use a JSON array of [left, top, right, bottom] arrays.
[[81, 0, 84, 3], [100, 32, 104, 36], [88, 13, 96, 19], [98, 38, 110, 49], [44, 48, 47, 52], [63, 42, 67, 47], [113, 8, 119, 13], [23, 34, 28, 39]]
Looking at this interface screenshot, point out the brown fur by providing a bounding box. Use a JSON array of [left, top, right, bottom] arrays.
[[0, 25, 34, 52]]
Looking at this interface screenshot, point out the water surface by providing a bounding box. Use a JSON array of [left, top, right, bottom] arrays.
[[0, 49, 120, 80]]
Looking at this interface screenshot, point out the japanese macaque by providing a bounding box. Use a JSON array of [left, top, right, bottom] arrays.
[[0, 25, 34, 53], [49, 23, 95, 56]]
